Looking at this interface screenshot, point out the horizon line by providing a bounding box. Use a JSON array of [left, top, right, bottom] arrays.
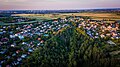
[[0, 7, 120, 11]]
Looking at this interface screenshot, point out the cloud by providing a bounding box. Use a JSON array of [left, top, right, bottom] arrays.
[[0, 0, 120, 10], [0, 0, 28, 3]]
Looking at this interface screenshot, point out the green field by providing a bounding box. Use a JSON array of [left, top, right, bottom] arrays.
[[1, 12, 120, 25]]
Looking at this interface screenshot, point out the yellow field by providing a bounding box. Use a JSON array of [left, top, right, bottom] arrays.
[[13, 12, 120, 21], [13, 14, 67, 20], [62, 13, 120, 20]]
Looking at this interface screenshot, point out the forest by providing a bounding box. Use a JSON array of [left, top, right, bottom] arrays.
[[22, 25, 120, 67]]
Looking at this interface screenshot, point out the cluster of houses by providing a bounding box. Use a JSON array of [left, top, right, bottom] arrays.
[[0, 19, 69, 66], [78, 20, 120, 39]]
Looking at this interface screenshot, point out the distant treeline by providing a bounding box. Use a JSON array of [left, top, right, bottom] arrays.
[[0, 17, 36, 23], [0, 8, 120, 14], [0, 14, 11, 17]]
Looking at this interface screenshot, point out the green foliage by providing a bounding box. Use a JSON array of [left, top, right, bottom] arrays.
[[24, 27, 120, 67]]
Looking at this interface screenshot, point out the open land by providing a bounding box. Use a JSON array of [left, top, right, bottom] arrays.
[[13, 12, 120, 21]]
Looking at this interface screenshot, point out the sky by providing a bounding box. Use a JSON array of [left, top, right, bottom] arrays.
[[0, 0, 120, 10]]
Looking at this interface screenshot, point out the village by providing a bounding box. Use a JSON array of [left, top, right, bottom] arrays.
[[78, 19, 120, 39], [0, 19, 70, 66], [0, 16, 120, 66]]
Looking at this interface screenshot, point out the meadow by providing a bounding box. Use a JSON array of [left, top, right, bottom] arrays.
[[13, 12, 120, 21]]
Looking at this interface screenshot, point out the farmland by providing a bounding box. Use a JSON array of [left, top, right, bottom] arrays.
[[13, 12, 120, 21]]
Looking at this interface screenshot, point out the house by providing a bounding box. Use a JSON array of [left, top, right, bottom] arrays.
[[0, 42, 3, 46], [37, 43, 41, 46], [107, 40, 116, 46], [0, 32, 3, 35], [28, 48, 33, 52], [17, 58, 22, 61], [10, 35, 16, 38], [12, 53, 16, 57], [16, 50, 20, 54], [1, 38, 9, 44], [21, 54, 27, 58], [22, 42, 27, 45], [44, 34, 49, 37], [100, 34, 105, 38], [18, 35, 24, 40], [11, 44, 15, 47], [3, 31, 6, 33], [0, 50, 6, 54]]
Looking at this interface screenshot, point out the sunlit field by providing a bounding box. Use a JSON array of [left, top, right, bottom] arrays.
[[13, 12, 120, 21]]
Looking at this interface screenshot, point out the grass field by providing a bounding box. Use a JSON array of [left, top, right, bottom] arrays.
[[70, 13, 120, 20], [12, 14, 67, 20], [13, 12, 120, 21], [1, 12, 119, 25]]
